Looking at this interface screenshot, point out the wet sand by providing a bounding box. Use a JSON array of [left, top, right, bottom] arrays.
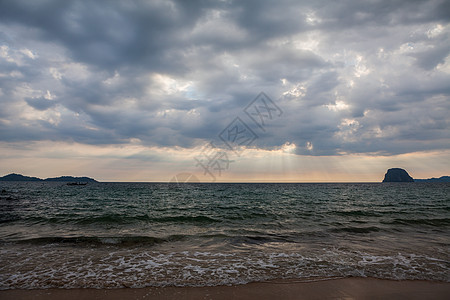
[[1, 277, 449, 300]]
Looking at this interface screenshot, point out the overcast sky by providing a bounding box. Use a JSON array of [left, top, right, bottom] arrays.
[[0, 0, 449, 181]]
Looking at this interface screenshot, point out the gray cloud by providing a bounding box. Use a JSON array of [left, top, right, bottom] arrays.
[[25, 97, 57, 111], [0, 0, 449, 155], [412, 43, 450, 70]]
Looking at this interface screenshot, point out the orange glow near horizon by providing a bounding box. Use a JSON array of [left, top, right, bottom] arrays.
[[0, 141, 449, 182]]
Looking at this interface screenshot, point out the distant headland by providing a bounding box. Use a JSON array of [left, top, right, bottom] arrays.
[[382, 168, 450, 183], [0, 173, 98, 182], [414, 176, 450, 182]]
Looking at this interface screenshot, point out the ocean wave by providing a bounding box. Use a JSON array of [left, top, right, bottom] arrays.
[[10, 235, 187, 246], [7, 214, 221, 225], [384, 218, 450, 226], [0, 246, 448, 290], [334, 210, 382, 217], [331, 226, 382, 233]]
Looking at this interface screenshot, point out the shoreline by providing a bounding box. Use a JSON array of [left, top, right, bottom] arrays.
[[1, 278, 449, 300]]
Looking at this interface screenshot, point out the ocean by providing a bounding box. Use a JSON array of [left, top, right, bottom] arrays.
[[0, 182, 449, 289]]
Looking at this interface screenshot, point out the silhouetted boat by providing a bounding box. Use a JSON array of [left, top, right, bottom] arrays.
[[66, 182, 87, 186]]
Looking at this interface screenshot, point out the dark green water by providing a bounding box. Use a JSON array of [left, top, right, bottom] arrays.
[[0, 182, 449, 288]]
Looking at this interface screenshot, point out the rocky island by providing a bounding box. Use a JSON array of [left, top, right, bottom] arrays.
[[382, 168, 414, 182]]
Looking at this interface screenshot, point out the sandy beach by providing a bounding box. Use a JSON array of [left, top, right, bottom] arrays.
[[1, 278, 449, 300]]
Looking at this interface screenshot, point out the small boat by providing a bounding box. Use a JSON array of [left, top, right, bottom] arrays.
[[66, 182, 88, 186]]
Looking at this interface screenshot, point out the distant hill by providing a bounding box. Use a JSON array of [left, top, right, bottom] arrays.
[[0, 173, 97, 182], [0, 173, 43, 181], [44, 176, 97, 182], [414, 176, 450, 183]]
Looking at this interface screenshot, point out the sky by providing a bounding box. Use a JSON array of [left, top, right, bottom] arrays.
[[0, 0, 449, 182]]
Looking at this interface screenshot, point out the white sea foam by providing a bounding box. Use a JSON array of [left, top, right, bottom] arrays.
[[0, 244, 448, 290]]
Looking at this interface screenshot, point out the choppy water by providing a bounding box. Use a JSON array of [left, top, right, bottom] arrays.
[[0, 182, 449, 289]]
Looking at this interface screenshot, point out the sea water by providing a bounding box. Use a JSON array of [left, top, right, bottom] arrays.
[[0, 182, 449, 289]]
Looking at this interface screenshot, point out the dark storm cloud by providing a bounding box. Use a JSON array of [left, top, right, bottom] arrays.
[[0, 0, 449, 155]]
